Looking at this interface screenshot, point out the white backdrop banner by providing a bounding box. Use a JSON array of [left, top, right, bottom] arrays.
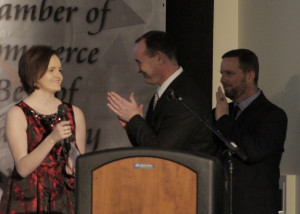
[[0, 0, 166, 196]]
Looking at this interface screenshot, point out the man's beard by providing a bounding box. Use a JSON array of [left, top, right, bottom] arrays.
[[224, 78, 247, 101]]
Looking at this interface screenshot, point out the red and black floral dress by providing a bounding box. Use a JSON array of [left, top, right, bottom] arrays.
[[0, 101, 77, 214]]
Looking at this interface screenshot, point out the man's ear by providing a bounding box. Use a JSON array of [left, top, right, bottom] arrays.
[[156, 51, 166, 64], [247, 70, 256, 82]]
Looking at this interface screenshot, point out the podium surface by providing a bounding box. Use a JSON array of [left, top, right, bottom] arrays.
[[76, 147, 223, 214]]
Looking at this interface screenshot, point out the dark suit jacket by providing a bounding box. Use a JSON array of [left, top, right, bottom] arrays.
[[126, 72, 215, 155], [213, 92, 287, 214]]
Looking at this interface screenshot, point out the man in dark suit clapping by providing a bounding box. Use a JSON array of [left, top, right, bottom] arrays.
[[107, 30, 215, 155]]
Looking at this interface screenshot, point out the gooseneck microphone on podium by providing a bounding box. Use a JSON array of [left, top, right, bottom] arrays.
[[57, 104, 71, 159], [168, 88, 248, 214], [168, 89, 247, 161]]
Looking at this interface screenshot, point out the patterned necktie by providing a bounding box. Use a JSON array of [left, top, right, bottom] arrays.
[[153, 93, 159, 110], [230, 105, 240, 120]]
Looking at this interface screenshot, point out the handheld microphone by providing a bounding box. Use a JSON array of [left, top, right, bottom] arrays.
[[57, 104, 71, 158]]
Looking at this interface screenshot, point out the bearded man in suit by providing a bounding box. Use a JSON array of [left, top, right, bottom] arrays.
[[107, 30, 215, 155], [213, 49, 287, 214]]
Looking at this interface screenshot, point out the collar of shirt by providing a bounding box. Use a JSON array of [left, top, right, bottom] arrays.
[[234, 89, 262, 112], [156, 66, 183, 98]]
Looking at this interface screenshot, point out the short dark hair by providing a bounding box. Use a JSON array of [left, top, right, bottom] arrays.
[[135, 30, 178, 61], [18, 45, 57, 94], [222, 49, 259, 85]]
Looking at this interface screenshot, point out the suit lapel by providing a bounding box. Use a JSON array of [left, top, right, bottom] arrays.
[[235, 93, 267, 122], [146, 73, 185, 121], [146, 94, 155, 120]]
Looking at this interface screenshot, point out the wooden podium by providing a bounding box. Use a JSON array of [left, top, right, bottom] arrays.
[[76, 148, 223, 214]]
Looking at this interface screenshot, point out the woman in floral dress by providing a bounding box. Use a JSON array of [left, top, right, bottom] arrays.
[[0, 45, 86, 213]]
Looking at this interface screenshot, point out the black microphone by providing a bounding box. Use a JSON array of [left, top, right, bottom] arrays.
[[167, 89, 248, 161], [168, 89, 182, 101], [57, 104, 71, 158]]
